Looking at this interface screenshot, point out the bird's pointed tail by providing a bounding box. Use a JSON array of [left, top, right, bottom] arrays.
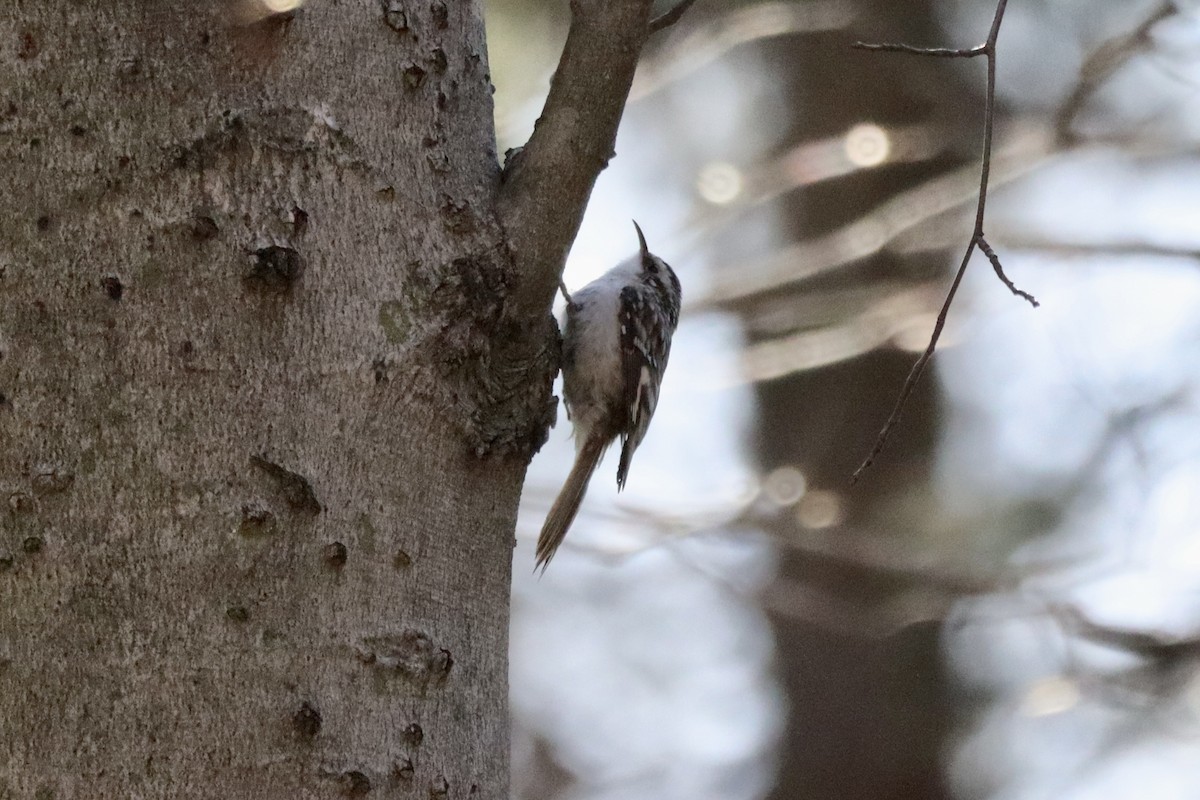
[[535, 436, 606, 572]]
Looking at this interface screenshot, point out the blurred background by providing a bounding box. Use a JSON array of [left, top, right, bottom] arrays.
[[494, 1, 1200, 797]]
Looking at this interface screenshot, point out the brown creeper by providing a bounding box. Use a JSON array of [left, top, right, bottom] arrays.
[[536, 222, 682, 570]]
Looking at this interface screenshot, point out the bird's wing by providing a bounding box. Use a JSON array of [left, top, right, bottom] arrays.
[[616, 284, 673, 490]]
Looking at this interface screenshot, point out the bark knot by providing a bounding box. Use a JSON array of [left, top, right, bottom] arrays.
[[356, 630, 452, 687], [250, 455, 322, 515], [418, 247, 559, 461]]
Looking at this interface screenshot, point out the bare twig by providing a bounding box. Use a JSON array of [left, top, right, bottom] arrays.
[[851, 41, 984, 59], [649, 0, 698, 34], [979, 236, 1039, 306], [851, 0, 1026, 483], [497, 0, 654, 317]]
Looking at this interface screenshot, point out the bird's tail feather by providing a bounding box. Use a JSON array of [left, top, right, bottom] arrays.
[[535, 437, 606, 572]]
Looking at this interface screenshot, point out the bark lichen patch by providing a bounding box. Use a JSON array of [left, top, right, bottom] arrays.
[[250, 455, 322, 515], [355, 513, 378, 556], [378, 301, 411, 345]]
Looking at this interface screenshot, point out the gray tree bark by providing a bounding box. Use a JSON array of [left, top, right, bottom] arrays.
[[0, 2, 568, 798]]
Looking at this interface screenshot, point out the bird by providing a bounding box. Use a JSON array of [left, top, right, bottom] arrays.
[[535, 221, 682, 571]]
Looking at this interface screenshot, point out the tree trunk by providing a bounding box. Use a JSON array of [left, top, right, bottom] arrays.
[[0, 3, 554, 798]]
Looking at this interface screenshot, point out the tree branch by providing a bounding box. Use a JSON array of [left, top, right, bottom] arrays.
[[979, 235, 1038, 307], [850, 41, 984, 58], [649, 0, 698, 34], [498, 0, 654, 317], [852, 0, 1025, 482]]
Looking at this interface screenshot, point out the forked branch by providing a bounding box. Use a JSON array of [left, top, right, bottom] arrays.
[[498, 0, 699, 319], [851, 0, 1038, 482]]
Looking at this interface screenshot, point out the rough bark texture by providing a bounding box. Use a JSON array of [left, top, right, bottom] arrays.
[[0, 2, 554, 798]]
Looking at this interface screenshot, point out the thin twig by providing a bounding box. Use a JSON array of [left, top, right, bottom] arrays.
[[852, 242, 977, 482], [852, 0, 1017, 483], [978, 235, 1038, 306], [558, 279, 575, 308], [649, 0, 698, 33], [850, 41, 984, 58]]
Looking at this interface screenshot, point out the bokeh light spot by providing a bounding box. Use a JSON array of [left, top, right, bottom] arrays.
[[795, 489, 842, 529], [844, 123, 890, 168], [697, 162, 744, 205], [763, 466, 807, 507], [1019, 676, 1080, 718]]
